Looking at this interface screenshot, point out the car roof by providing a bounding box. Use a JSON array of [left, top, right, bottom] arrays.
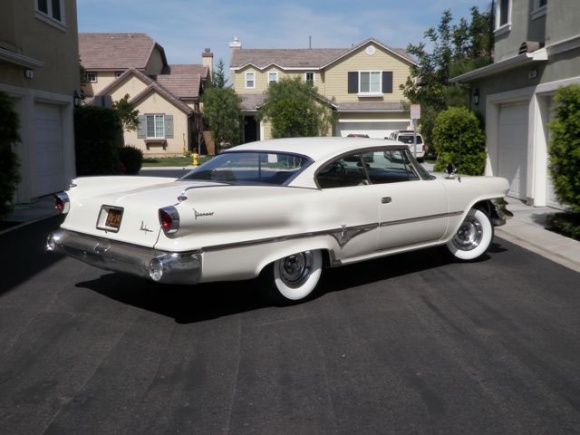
[[224, 137, 404, 161]]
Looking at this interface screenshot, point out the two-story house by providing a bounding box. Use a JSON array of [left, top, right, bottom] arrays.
[[452, 0, 579, 208], [0, 0, 79, 204], [229, 37, 417, 142], [79, 33, 213, 156]]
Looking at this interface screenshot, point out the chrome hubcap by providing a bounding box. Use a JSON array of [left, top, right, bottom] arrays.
[[452, 217, 483, 251], [280, 252, 312, 285]]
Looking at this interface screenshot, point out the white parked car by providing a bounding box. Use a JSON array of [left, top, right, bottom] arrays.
[[47, 137, 509, 304], [388, 130, 426, 161]]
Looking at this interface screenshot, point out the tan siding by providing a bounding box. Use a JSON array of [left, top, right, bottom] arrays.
[[325, 46, 410, 102], [125, 93, 189, 156], [108, 77, 150, 102]]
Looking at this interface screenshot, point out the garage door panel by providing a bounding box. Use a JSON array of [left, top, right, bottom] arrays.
[[498, 103, 528, 199], [35, 103, 65, 197]]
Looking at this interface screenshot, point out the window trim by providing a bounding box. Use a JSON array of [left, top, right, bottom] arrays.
[[146, 114, 165, 139], [245, 71, 256, 89], [267, 71, 278, 86], [35, 0, 66, 30], [87, 72, 98, 83], [358, 70, 382, 96], [531, 0, 547, 20], [494, 0, 512, 35]]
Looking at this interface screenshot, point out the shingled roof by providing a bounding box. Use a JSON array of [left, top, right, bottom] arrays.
[[230, 37, 416, 70], [155, 64, 208, 99], [79, 33, 168, 70]]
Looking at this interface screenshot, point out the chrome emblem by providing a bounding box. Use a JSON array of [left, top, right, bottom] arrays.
[[140, 221, 153, 233], [193, 208, 214, 220]]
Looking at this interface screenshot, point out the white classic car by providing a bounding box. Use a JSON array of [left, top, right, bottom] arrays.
[[47, 137, 509, 304]]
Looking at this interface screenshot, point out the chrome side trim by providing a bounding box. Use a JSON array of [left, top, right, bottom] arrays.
[[379, 211, 463, 227]]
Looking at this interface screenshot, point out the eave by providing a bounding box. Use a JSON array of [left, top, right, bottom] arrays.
[[0, 47, 44, 69], [450, 48, 548, 84]]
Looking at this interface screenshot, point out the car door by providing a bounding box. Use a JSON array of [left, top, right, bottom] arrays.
[[316, 153, 380, 260], [366, 149, 448, 251]]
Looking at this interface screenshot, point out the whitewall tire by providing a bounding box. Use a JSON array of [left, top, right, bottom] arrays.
[[446, 208, 493, 261]]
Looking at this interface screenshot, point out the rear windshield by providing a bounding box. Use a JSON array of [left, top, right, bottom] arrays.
[[397, 135, 423, 145], [180, 151, 311, 185]]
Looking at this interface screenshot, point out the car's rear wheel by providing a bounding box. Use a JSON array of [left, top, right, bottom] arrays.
[[261, 250, 323, 304], [446, 208, 493, 261]]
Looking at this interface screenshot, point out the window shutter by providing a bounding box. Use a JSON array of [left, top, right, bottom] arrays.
[[348, 72, 358, 93], [164, 115, 174, 138], [137, 115, 146, 138], [382, 72, 393, 93]]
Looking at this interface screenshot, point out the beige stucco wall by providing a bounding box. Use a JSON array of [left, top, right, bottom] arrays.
[[124, 92, 190, 156]]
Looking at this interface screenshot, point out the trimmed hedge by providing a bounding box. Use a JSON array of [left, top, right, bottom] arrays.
[[74, 105, 123, 175], [119, 145, 143, 175], [432, 107, 486, 175], [0, 91, 21, 219]]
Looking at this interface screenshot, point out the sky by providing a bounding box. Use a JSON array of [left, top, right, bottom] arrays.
[[77, 0, 492, 71]]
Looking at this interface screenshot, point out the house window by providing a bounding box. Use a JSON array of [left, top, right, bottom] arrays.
[[360, 71, 382, 94], [532, 0, 547, 19], [36, 0, 64, 23], [87, 72, 97, 83], [496, 0, 511, 28], [305, 72, 315, 85], [268, 72, 278, 85], [146, 115, 165, 138], [245, 72, 255, 89]]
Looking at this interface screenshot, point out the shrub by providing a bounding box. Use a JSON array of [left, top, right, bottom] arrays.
[[74, 105, 123, 175], [548, 84, 580, 213], [119, 145, 143, 175], [0, 91, 21, 219], [432, 106, 486, 175]]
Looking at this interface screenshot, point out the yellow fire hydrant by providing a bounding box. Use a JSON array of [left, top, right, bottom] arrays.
[[192, 153, 199, 166]]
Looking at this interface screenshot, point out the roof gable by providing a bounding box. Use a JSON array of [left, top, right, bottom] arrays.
[[79, 33, 168, 70], [230, 37, 416, 71]]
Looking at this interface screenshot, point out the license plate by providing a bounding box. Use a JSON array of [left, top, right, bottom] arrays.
[[97, 206, 123, 232]]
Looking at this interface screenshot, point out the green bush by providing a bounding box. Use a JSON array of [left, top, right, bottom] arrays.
[[432, 107, 486, 175], [0, 91, 21, 219], [119, 145, 143, 175], [546, 212, 580, 241], [548, 84, 580, 213], [74, 105, 123, 175]]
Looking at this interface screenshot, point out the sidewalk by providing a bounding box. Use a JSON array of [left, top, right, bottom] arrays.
[[2, 193, 579, 273]]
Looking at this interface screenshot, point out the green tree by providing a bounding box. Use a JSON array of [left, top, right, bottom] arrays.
[[0, 91, 21, 219], [259, 77, 335, 138], [113, 94, 140, 132], [432, 107, 486, 175], [401, 6, 494, 144], [212, 59, 229, 89], [201, 86, 243, 147], [548, 85, 580, 212]]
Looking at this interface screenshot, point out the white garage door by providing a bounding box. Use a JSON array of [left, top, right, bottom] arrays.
[[34, 103, 65, 197], [498, 103, 528, 199], [338, 121, 409, 139]]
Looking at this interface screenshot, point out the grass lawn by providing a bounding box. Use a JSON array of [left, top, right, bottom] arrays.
[[142, 155, 211, 167]]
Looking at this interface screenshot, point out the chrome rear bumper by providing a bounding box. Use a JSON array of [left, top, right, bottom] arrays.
[[47, 229, 202, 285]]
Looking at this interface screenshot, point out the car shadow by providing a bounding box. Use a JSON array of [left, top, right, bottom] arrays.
[[76, 243, 511, 324]]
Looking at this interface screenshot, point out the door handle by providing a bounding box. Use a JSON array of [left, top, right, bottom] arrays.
[[381, 197, 392, 204]]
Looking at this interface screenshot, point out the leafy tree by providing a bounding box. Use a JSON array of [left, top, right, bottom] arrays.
[[113, 94, 140, 132], [401, 6, 494, 144], [548, 85, 580, 212], [432, 107, 486, 175], [259, 77, 335, 138], [201, 86, 243, 147], [0, 91, 21, 219]]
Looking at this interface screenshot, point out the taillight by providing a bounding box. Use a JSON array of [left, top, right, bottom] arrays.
[[159, 206, 180, 234], [54, 192, 70, 214]]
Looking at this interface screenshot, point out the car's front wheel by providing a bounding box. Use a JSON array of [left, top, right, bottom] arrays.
[[261, 250, 323, 304], [446, 208, 493, 261]]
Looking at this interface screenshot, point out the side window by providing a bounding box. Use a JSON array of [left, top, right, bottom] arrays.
[[366, 149, 419, 184], [317, 153, 369, 189]]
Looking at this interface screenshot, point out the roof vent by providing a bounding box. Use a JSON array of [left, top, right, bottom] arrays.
[[519, 41, 544, 54]]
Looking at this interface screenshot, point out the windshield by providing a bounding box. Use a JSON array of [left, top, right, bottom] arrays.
[[179, 151, 312, 185], [397, 135, 423, 145]]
